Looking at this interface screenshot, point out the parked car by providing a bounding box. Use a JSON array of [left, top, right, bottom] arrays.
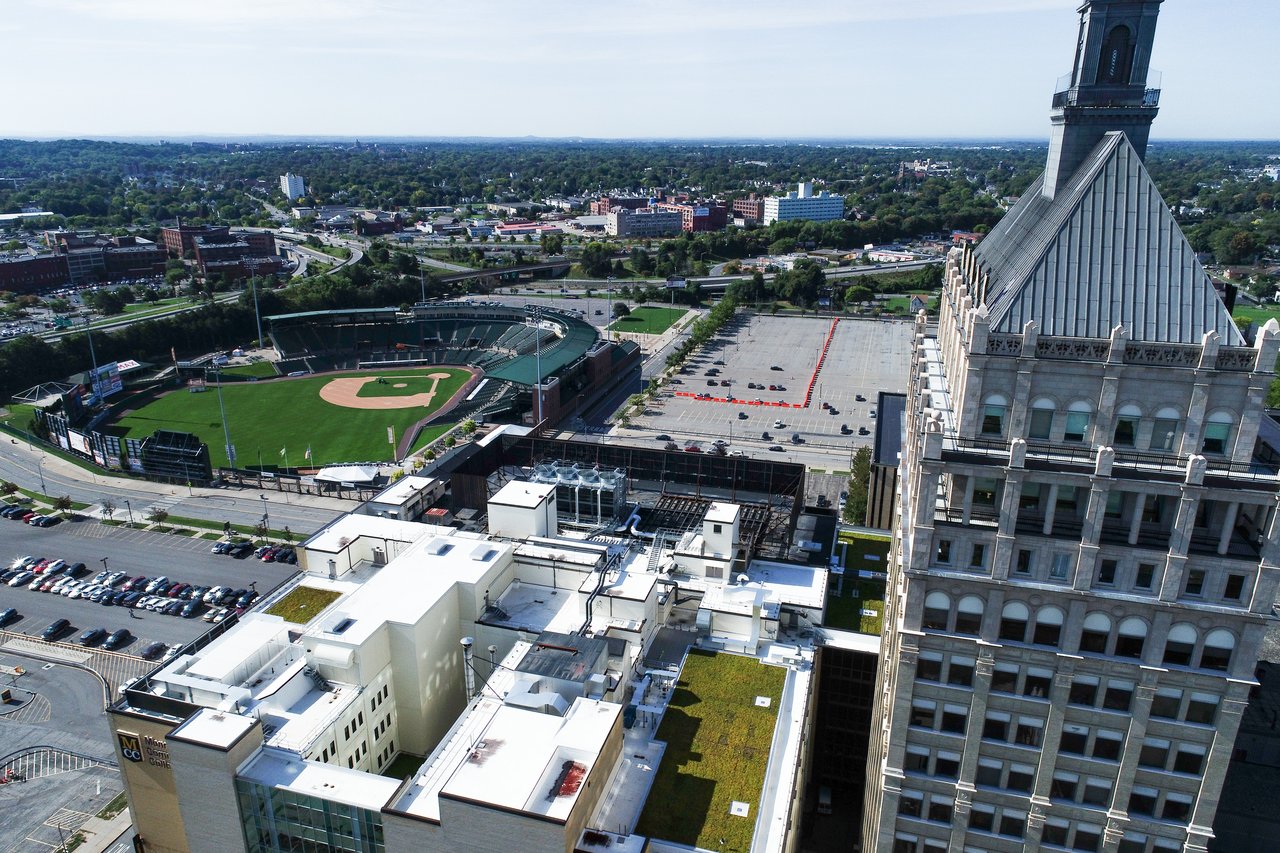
[[140, 641, 167, 660], [78, 627, 107, 646], [122, 575, 149, 592], [0, 607, 18, 627], [8, 571, 35, 587], [103, 629, 132, 651], [769, 445, 785, 452], [65, 562, 87, 578], [162, 600, 183, 616], [144, 576, 170, 594], [228, 542, 253, 558], [41, 618, 70, 641], [180, 600, 202, 618], [211, 541, 230, 554]]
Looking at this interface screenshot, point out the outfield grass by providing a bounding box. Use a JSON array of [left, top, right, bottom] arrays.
[[265, 586, 341, 624], [1234, 306, 1280, 327], [635, 651, 785, 852], [218, 361, 278, 379], [609, 305, 685, 335], [110, 367, 470, 469]]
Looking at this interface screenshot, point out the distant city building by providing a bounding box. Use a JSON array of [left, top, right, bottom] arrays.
[[605, 207, 683, 238], [161, 223, 230, 257], [762, 183, 844, 225], [0, 252, 69, 293], [733, 193, 765, 223], [651, 200, 728, 233], [45, 231, 166, 285], [589, 195, 649, 216], [280, 172, 305, 200], [193, 231, 280, 279], [900, 158, 954, 178]]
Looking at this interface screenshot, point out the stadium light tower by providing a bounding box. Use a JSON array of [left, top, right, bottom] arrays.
[[244, 257, 265, 350], [208, 366, 234, 468], [531, 306, 544, 426]]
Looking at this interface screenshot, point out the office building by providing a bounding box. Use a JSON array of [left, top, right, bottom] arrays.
[[762, 183, 844, 225], [863, 3, 1280, 852], [733, 193, 766, 223], [651, 200, 728, 233], [280, 172, 305, 200], [0, 252, 69, 293], [605, 206, 683, 238]]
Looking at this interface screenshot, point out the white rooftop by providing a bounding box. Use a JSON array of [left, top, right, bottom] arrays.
[[490, 480, 555, 509], [240, 747, 400, 811], [184, 615, 290, 683], [369, 475, 439, 506], [305, 514, 436, 554], [704, 502, 741, 524], [170, 706, 257, 750], [746, 559, 828, 610]]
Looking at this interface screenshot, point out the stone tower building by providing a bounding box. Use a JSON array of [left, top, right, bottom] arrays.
[[862, 2, 1280, 852]]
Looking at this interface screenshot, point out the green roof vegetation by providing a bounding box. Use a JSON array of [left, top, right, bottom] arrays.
[[826, 531, 890, 635], [265, 586, 342, 624], [635, 650, 786, 853]]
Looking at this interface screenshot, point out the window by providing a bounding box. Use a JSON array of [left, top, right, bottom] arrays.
[[909, 701, 935, 728], [1015, 717, 1043, 747], [1138, 738, 1169, 769], [1007, 764, 1035, 793], [935, 539, 952, 564], [992, 665, 1018, 694], [955, 596, 984, 635], [999, 602, 1029, 642], [1060, 725, 1088, 755], [1023, 668, 1052, 699], [1043, 820, 1069, 845], [1162, 794, 1193, 822], [1129, 787, 1157, 816], [969, 807, 995, 832], [898, 793, 923, 817], [1069, 677, 1099, 706], [1114, 405, 1141, 446], [998, 811, 1025, 839], [968, 543, 987, 570], [1118, 837, 1147, 853], [1203, 411, 1234, 455], [1080, 612, 1111, 653], [983, 713, 1010, 741], [1186, 692, 1219, 724], [1082, 777, 1112, 807], [1225, 574, 1246, 601], [975, 759, 1002, 788], [940, 704, 968, 734], [1150, 689, 1181, 719], [1074, 824, 1102, 852], [1029, 399, 1055, 440], [904, 748, 929, 773], [982, 395, 1008, 436], [972, 477, 998, 508], [1050, 772, 1079, 801], [1102, 681, 1133, 712], [927, 798, 953, 823], [1173, 745, 1206, 775], [1105, 490, 1125, 519], [893, 838, 916, 853], [923, 592, 950, 630], [1134, 562, 1155, 590], [1115, 617, 1147, 659], [1096, 559, 1118, 585], [934, 751, 960, 779], [1019, 482, 1043, 512], [1163, 623, 1197, 666], [1093, 730, 1123, 761], [1184, 569, 1206, 597], [917, 653, 942, 682], [1032, 606, 1064, 647], [1050, 552, 1072, 580], [1064, 402, 1092, 442], [947, 657, 975, 688], [1151, 408, 1180, 451], [1200, 629, 1235, 671], [1015, 549, 1033, 574], [1141, 495, 1165, 524]]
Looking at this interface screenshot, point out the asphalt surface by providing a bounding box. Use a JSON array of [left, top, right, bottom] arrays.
[[0, 517, 299, 654]]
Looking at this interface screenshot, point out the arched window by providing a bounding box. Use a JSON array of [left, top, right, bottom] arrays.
[[1080, 612, 1111, 653], [923, 592, 950, 631], [999, 602, 1030, 643], [982, 394, 1009, 437], [956, 595, 985, 635], [1099, 25, 1135, 84], [1200, 629, 1235, 671], [1151, 407, 1181, 452], [1202, 410, 1235, 456], [1113, 404, 1142, 447], [1064, 401, 1093, 443], [1032, 606, 1064, 647], [1163, 623, 1198, 667], [1029, 397, 1056, 441], [1116, 617, 1148, 659]]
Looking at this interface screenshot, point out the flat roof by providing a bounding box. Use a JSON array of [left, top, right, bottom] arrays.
[[490, 480, 555, 509], [184, 616, 290, 683], [704, 502, 741, 524], [516, 632, 607, 683], [305, 514, 434, 554], [240, 747, 400, 812], [370, 475, 439, 506], [170, 706, 257, 750]]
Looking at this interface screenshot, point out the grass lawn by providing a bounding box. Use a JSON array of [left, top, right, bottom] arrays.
[[122, 297, 187, 315], [265, 586, 342, 625], [635, 651, 786, 852], [109, 367, 470, 469], [218, 361, 278, 379], [318, 244, 352, 260], [826, 531, 891, 634], [609, 305, 685, 335], [1234, 306, 1280, 327], [379, 753, 425, 780]]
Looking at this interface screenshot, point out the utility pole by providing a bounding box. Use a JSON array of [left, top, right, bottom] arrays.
[[210, 366, 234, 468]]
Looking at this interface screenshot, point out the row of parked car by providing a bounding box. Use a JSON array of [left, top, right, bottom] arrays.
[[0, 609, 176, 660], [211, 540, 297, 564], [1, 503, 61, 527]]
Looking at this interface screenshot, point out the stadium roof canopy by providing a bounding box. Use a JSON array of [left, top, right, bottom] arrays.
[[315, 464, 380, 484], [488, 313, 599, 387]]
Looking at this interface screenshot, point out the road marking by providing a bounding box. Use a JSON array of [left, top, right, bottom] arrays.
[[1, 638, 91, 664]]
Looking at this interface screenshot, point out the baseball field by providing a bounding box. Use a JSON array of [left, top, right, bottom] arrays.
[[110, 367, 473, 469]]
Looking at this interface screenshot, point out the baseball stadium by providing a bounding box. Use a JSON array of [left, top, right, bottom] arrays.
[[102, 301, 641, 472]]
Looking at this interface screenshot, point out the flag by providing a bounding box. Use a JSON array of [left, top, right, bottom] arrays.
[[304, 446, 312, 461], [279, 447, 286, 458]]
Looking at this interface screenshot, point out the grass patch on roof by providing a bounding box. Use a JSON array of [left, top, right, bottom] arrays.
[[264, 586, 341, 625], [635, 650, 785, 852]]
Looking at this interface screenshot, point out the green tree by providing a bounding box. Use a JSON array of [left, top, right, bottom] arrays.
[[612, 302, 631, 319], [843, 446, 873, 524], [579, 242, 613, 277]]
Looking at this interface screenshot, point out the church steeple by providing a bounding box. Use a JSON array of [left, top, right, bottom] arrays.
[[1042, 0, 1163, 198]]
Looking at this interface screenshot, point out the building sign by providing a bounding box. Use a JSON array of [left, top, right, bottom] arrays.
[[117, 730, 171, 767], [90, 362, 123, 398]]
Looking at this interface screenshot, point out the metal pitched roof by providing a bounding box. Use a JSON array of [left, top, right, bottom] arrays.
[[975, 132, 1242, 345]]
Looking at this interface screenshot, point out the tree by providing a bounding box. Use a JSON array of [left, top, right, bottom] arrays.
[[146, 507, 169, 526], [612, 302, 631, 319], [845, 284, 874, 308], [0, 481, 15, 497], [100, 496, 116, 520], [53, 495, 72, 514], [579, 242, 613, 277], [461, 418, 478, 435], [843, 446, 873, 524]]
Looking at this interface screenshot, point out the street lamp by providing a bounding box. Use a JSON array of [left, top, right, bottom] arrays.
[[260, 494, 269, 538], [244, 257, 265, 350], [209, 366, 234, 469], [124, 499, 133, 527], [35, 457, 45, 494]]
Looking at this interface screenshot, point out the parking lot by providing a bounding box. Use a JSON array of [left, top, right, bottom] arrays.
[[0, 518, 300, 658], [624, 314, 914, 471]]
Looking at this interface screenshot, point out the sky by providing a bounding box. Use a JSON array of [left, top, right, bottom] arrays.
[[6, 0, 1278, 141]]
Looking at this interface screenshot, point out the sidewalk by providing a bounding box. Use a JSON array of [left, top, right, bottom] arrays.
[[73, 806, 133, 853]]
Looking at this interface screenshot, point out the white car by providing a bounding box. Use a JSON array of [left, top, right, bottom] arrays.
[[10, 555, 35, 570], [60, 581, 84, 596]]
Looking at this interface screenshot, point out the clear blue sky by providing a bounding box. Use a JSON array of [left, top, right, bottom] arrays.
[[8, 0, 1278, 141]]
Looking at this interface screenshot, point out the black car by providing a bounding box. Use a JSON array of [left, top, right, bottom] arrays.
[[139, 641, 167, 660], [0, 569, 18, 583], [654, 434, 672, 442], [236, 591, 259, 609], [0, 607, 18, 627], [78, 627, 108, 646], [180, 600, 202, 618], [228, 542, 253, 558], [103, 628, 132, 651], [66, 562, 87, 578], [41, 618, 70, 641]]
